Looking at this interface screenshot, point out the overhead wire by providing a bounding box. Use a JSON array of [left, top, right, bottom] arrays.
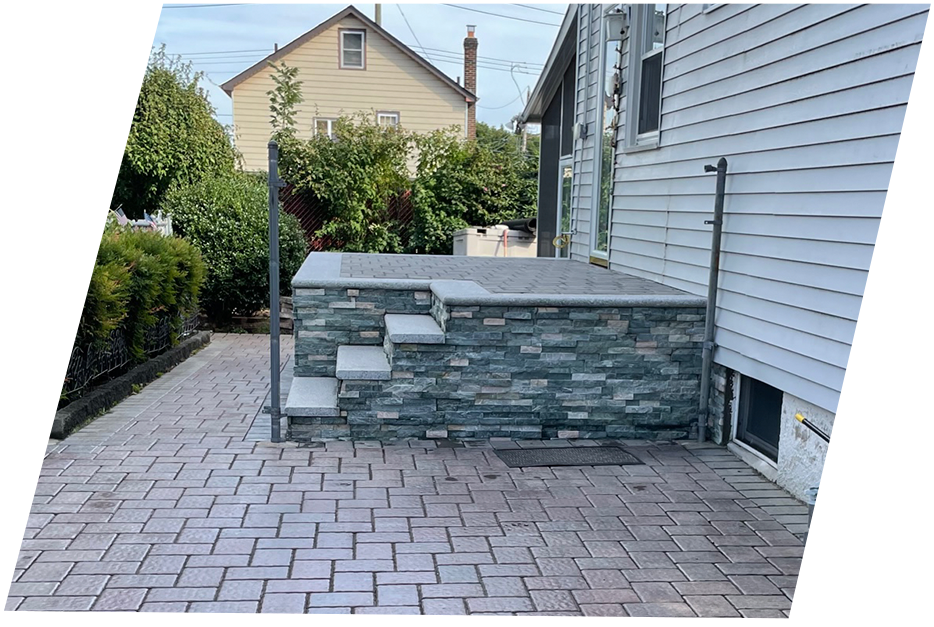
[[396, 4, 437, 66], [515, 4, 567, 16], [438, 2, 561, 28]]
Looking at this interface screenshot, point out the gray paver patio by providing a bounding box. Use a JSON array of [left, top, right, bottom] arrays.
[[7, 333, 805, 615]]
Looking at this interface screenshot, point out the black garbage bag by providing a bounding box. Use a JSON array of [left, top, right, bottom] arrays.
[[843, 507, 931, 600]]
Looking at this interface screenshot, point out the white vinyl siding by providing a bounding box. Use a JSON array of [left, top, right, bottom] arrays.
[[597, 3, 927, 413]]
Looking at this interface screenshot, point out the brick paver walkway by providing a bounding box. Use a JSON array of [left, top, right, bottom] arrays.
[[8, 334, 803, 616]]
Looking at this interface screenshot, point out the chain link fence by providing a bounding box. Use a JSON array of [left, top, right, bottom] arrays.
[[3, 132, 39, 443]]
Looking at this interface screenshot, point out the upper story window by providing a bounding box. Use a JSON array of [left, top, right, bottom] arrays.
[[376, 111, 400, 128], [625, 4, 667, 150], [315, 117, 337, 139], [340, 29, 366, 69]]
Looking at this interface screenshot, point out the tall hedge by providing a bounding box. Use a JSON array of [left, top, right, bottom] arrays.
[[77, 218, 205, 362], [161, 173, 308, 322]]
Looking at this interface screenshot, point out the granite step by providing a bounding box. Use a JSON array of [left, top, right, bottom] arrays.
[[284, 377, 339, 417], [336, 345, 391, 380], [384, 314, 445, 344]]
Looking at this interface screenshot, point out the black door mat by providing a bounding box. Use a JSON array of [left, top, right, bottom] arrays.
[[493, 445, 643, 468]]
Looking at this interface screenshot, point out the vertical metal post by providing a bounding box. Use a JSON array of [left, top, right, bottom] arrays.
[[3, 131, 39, 444], [268, 141, 282, 443], [698, 157, 728, 443]]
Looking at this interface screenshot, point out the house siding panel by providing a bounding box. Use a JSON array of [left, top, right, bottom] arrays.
[[604, 3, 928, 413], [230, 15, 466, 171]]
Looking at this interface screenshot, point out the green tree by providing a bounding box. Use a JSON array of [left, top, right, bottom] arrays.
[[267, 61, 303, 143], [10, 4, 236, 216], [279, 112, 413, 253]]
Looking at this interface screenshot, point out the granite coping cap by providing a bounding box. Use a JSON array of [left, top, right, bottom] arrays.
[[284, 377, 339, 417], [384, 314, 446, 344], [292, 252, 707, 308]]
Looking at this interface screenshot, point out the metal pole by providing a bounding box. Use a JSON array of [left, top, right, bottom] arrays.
[[3, 131, 39, 444], [795, 412, 931, 522], [698, 157, 728, 443], [268, 141, 282, 443]]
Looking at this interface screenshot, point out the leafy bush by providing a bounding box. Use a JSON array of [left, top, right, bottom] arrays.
[[408, 126, 537, 254], [77, 217, 205, 362], [161, 173, 307, 322], [6, 4, 236, 217], [278, 112, 412, 253]]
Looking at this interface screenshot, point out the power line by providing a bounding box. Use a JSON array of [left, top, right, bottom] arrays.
[[396, 5, 438, 67], [441, 4, 561, 27], [162, 3, 243, 9], [516, 4, 567, 17]]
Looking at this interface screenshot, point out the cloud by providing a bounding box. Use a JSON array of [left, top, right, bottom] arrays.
[[63, 2, 568, 126]]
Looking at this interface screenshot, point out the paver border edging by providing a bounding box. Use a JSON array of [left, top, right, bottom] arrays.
[[51, 331, 212, 439]]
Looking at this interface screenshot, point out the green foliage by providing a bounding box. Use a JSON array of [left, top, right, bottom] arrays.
[[267, 61, 303, 143], [77, 218, 205, 363], [278, 112, 412, 253], [408, 123, 538, 254], [267, 61, 540, 255], [161, 173, 308, 322], [7, 4, 236, 217]]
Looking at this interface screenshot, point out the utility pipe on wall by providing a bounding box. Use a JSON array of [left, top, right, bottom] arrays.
[[698, 157, 728, 443]]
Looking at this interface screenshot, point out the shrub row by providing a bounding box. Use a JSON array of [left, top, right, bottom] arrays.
[[161, 172, 307, 323], [75, 217, 205, 363]]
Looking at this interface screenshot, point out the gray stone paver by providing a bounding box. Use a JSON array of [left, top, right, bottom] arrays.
[[9, 333, 805, 615]]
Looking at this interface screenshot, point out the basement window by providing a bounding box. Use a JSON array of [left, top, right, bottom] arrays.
[[340, 29, 366, 69], [736, 375, 783, 462]]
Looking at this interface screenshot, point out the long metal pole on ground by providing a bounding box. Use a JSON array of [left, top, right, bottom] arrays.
[[795, 412, 931, 522], [268, 141, 282, 443], [3, 131, 39, 444]]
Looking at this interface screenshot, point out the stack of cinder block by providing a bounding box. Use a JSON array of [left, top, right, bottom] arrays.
[[804, 475, 882, 568]]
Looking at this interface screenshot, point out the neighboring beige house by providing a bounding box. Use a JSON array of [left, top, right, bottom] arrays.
[[6, 2, 100, 64], [222, 5, 478, 171]]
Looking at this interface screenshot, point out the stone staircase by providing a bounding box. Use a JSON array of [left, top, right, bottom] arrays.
[[285, 312, 446, 440]]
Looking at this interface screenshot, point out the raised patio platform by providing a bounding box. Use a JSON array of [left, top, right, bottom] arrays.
[[287, 253, 707, 442]]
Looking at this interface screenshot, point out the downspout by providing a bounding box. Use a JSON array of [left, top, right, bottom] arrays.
[[698, 157, 728, 443]]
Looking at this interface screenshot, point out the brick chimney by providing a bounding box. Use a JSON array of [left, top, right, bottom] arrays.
[[464, 25, 477, 140]]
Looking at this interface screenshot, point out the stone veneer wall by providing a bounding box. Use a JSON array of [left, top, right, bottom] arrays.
[[292, 287, 431, 377], [707, 363, 734, 445], [290, 285, 706, 441]]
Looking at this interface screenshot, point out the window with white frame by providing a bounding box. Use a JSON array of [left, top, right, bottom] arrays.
[[625, 4, 667, 150], [340, 29, 365, 69], [376, 111, 400, 128], [314, 118, 337, 139]]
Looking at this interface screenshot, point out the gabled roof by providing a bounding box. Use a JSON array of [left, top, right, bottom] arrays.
[[519, 6, 577, 124], [221, 4, 477, 102]]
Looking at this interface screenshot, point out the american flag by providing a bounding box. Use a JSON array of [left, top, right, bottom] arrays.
[[3, 15, 23, 120]]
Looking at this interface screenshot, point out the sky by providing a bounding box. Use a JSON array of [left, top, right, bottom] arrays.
[[152, 2, 570, 130]]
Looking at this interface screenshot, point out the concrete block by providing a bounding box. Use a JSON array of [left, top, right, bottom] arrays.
[[285, 377, 339, 417], [384, 314, 445, 344], [336, 346, 391, 380]]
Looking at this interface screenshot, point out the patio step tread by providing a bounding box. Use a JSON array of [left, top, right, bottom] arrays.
[[384, 314, 445, 344], [284, 377, 339, 416], [336, 345, 392, 380]]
